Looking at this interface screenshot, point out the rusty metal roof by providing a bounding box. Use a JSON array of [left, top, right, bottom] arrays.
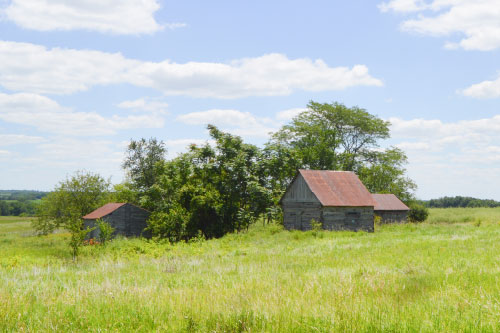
[[299, 169, 376, 207], [372, 194, 409, 211], [82, 203, 126, 219]]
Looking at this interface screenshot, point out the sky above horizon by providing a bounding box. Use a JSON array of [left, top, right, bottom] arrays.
[[0, 0, 499, 200]]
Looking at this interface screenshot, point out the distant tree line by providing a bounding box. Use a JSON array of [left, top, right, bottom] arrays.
[[423, 196, 500, 208], [0, 200, 38, 216], [0, 190, 47, 201], [34, 101, 420, 243], [0, 190, 47, 216]]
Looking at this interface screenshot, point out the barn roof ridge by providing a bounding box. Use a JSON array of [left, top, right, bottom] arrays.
[[297, 169, 376, 207], [82, 202, 127, 219]]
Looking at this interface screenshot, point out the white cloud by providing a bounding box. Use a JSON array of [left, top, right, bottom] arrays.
[[390, 115, 500, 142], [1, 0, 173, 35], [275, 108, 308, 121], [0, 41, 139, 95], [0, 134, 45, 146], [462, 75, 500, 99], [0, 41, 383, 98], [379, 0, 428, 13], [134, 54, 383, 98], [117, 98, 169, 114], [389, 114, 500, 199], [0, 150, 11, 156], [380, 0, 500, 51], [177, 109, 276, 138], [0, 93, 165, 136]]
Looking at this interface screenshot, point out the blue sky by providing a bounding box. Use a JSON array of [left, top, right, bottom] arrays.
[[0, 0, 499, 200]]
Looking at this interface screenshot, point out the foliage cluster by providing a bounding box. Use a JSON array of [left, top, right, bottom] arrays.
[[425, 196, 500, 208], [408, 203, 429, 223], [96, 219, 115, 246], [34, 171, 112, 235], [142, 125, 273, 241], [0, 200, 38, 216]]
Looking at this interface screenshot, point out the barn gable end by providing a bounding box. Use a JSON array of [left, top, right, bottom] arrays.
[[280, 170, 374, 232], [83, 203, 151, 239]]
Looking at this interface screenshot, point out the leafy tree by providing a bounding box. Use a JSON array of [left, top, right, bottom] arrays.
[[269, 101, 389, 171], [122, 138, 167, 192], [265, 101, 415, 202], [112, 182, 140, 205], [357, 148, 416, 203], [145, 125, 272, 240], [147, 204, 193, 242], [34, 171, 112, 234]]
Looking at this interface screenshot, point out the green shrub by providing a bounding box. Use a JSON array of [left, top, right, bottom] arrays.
[[408, 204, 429, 223], [67, 219, 95, 260], [147, 205, 193, 242], [310, 218, 322, 231], [96, 219, 115, 246]]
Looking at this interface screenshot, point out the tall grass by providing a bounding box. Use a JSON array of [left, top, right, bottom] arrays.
[[426, 207, 500, 224], [1, 210, 500, 332]]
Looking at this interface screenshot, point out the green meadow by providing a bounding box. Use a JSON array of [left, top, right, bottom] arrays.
[[1, 209, 500, 332]]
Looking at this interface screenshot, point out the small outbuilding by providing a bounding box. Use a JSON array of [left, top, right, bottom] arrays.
[[83, 203, 150, 239], [372, 194, 409, 223], [280, 170, 375, 232]]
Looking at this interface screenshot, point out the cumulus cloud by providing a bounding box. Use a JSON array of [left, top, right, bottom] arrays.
[[1, 0, 174, 35], [275, 108, 308, 121], [0, 93, 165, 136], [0, 41, 383, 98], [177, 109, 276, 138], [462, 75, 500, 99], [379, 0, 500, 51], [134, 54, 383, 98], [388, 115, 500, 199], [390, 115, 500, 141], [390, 115, 500, 162], [0, 41, 139, 95], [117, 98, 169, 114]]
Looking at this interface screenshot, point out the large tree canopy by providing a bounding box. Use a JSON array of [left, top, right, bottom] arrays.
[[122, 138, 167, 192], [145, 125, 272, 240], [264, 101, 415, 202], [33, 171, 112, 234]]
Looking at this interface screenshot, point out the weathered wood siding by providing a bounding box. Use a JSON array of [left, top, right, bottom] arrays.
[[281, 174, 374, 232], [281, 174, 319, 203], [84, 203, 150, 239], [281, 174, 322, 230], [322, 206, 374, 232], [375, 210, 408, 224]]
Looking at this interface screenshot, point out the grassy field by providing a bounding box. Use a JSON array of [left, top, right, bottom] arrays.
[[1, 209, 500, 332]]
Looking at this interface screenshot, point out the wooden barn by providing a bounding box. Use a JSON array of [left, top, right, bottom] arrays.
[[372, 194, 409, 223], [280, 170, 375, 232], [83, 203, 151, 239]]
